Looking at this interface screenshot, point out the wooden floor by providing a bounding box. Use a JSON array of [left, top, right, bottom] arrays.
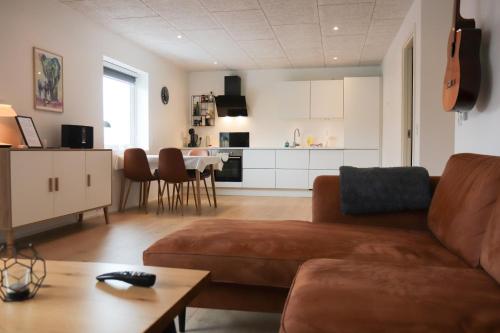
[[26, 195, 313, 333]]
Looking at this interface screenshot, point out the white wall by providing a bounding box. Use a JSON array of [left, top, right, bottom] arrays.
[[0, 0, 188, 238], [382, 0, 455, 175], [188, 67, 380, 148], [454, 0, 500, 155]]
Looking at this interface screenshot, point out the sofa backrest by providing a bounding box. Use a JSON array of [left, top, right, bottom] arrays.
[[428, 154, 500, 267], [481, 196, 500, 283]]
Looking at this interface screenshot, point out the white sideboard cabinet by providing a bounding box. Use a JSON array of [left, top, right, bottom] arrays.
[[0, 148, 112, 249]]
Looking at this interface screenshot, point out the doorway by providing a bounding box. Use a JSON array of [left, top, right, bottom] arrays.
[[402, 36, 415, 166]]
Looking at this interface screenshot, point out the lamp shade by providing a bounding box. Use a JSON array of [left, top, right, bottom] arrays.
[[0, 104, 17, 117]]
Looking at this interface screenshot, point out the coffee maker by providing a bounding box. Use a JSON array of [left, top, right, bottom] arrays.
[[188, 128, 201, 147]]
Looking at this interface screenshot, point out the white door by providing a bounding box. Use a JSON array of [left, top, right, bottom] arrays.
[[276, 169, 309, 189], [277, 81, 310, 119], [243, 150, 276, 169], [310, 80, 343, 118], [10, 151, 54, 227], [344, 77, 380, 149], [242, 169, 275, 188], [343, 150, 380, 168], [53, 151, 86, 217], [85, 151, 112, 209], [309, 150, 343, 169], [276, 150, 309, 169]]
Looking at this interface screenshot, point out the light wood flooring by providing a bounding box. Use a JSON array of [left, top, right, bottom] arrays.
[[24, 194, 313, 333]]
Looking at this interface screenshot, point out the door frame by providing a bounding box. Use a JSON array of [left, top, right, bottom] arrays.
[[401, 35, 415, 166]]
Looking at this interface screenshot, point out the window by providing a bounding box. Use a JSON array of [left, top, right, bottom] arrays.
[[103, 59, 149, 151]]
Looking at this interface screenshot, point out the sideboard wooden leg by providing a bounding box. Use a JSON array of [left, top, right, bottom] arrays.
[[6, 230, 15, 255], [103, 207, 109, 224], [78, 213, 84, 225]]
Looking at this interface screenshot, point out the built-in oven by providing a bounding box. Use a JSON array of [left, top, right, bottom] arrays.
[[214, 132, 249, 184], [214, 149, 243, 182]]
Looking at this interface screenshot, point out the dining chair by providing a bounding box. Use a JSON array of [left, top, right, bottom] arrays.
[[120, 148, 158, 213], [187, 149, 213, 207], [157, 148, 196, 215]]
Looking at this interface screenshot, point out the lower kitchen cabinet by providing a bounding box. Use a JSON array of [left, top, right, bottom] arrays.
[[308, 169, 340, 189], [276, 169, 309, 189], [242, 169, 276, 188], [343, 150, 380, 168]]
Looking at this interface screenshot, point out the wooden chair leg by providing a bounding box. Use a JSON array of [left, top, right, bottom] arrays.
[[171, 183, 176, 211], [165, 182, 170, 212], [186, 181, 190, 206], [122, 179, 132, 211], [119, 174, 126, 212], [144, 181, 151, 214], [157, 180, 162, 215], [180, 183, 184, 216], [192, 181, 198, 209], [178, 307, 186, 332], [203, 178, 211, 207]]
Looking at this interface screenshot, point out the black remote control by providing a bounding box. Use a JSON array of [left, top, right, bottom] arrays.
[[96, 271, 156, 287]]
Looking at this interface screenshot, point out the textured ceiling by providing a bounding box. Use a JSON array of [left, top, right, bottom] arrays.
[[61, 0, 413, 71]]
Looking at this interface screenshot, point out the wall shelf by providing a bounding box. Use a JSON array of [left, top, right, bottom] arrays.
[[191, 94, 216, 127]]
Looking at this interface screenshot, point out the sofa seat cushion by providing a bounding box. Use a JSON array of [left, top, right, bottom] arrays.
[[428, 153, 500, 267], [280, 259, 500, 333], [143, 219, 466, 289]]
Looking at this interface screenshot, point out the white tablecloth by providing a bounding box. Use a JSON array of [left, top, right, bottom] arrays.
[[114, 154, 224, 172]]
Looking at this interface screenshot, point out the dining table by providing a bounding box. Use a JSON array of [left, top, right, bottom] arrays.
[[115, 153, 225, 215]]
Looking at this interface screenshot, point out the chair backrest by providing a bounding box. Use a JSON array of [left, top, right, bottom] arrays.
[[124, 148, 154, 181], [158, 148, 189, 183], [188, 149, 209, 156]]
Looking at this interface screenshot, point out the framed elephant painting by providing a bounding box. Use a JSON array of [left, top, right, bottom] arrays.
[[33, 47, 64, 112]]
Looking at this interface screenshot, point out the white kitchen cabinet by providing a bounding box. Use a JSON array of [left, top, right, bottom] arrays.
[[309, 150, 343, 170], [277, 81, 311, 119], [10, 151, 54, 227], [243, 149, 275, 169], [310, 80, 343, 119], [276, 150, 309, 169], [53, 151, 86, 217], [276, 169, 309, 189], [308, 169, 340, 189], [343, 150, 380, 168], [85, 151, 112, 210], [344, 77, 380, 149], [242, 169, 275, 188]]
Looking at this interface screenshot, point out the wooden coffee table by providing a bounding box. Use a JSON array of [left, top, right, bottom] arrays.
[[0, 261, 210, 333]]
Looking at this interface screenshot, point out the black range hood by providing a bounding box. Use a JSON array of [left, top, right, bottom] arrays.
[[216, 76, 248, 117]]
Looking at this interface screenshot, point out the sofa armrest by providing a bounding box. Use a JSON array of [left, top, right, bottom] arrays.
[[311, 175, 440, 230]]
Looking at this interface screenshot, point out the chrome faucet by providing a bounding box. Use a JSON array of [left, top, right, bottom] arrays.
[[292, 128, 301, 147]]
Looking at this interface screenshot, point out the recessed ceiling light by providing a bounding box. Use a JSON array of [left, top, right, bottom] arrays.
[[213, 61, 218, 65], [177, 35, 182, 39], [333, 26, 339, 31], [333, 57, 339, 60]]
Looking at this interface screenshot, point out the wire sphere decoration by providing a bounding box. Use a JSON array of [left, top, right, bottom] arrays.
[[0, 243, 46, 302]]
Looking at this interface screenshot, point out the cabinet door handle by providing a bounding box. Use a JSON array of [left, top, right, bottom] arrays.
[[55, 177, 59, 192], [87, 174, 91, 187], [49, 178, 53, 192]]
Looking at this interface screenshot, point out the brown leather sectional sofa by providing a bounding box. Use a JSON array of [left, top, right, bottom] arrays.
[[143, 153, 500, 332]]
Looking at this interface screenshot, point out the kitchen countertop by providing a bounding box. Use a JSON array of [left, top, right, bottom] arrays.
[[182, 147, 378, 150]]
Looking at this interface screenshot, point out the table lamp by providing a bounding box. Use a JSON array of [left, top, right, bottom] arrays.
[[0, 104, 17, 148]]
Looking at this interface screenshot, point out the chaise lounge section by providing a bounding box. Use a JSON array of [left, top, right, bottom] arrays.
[[143, 153, 500, 330]]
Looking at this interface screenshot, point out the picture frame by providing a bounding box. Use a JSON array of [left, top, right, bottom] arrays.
[[15, 116, 43, 148], [33, 47, 64, 113]]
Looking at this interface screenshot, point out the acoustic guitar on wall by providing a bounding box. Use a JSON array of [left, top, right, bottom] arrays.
[[442, 0, 481, 112]]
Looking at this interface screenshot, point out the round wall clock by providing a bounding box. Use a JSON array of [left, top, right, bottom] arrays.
[[161, 86, 169, 105]]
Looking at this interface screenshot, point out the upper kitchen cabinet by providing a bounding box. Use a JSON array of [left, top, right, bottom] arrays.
[[343, 77, 381, 149], [277, 81, 310, 119], [310, 80, 343, 119]]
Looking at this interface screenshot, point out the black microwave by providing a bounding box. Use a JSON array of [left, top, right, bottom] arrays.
[[61, 125, 94, 149]]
